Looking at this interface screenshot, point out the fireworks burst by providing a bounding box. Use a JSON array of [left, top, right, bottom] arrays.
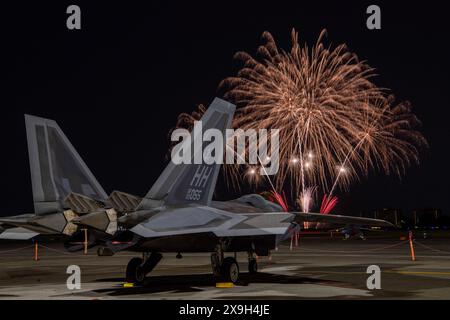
[[219, 28, 427, 203], [244, 165, 263, 187], [296, 186, 317, 213], [167, 104, 206, 159], [297, 186, 317, 229], [320, 194, 338, 215], [173, 104, 206, 131], [267, 191, 289, 212], [169, 29, 427, 215]]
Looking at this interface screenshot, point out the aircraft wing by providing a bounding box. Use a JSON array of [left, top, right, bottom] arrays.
[[293, 212, 394, 228], [0, 212, 78, 236], [0, 227, 38, 240], [0, 214, 35, 227], [129, 206, 393, 241]]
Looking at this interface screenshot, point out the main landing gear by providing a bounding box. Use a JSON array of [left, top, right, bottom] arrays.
[[248, 252, 258, 274], [126, 252, 162, 285], [210, 244, 258, 284]]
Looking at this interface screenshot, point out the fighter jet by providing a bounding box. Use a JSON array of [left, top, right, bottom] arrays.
[[0, 98, 393, 285], [0, 113, 139, 243], [84, 98, 393, 284]]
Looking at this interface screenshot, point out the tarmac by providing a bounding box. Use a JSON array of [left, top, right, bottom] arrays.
[[0, 234, 450, 299]]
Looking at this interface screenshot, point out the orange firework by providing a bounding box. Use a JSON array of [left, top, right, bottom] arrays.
[[219, 28, 427, 199], [166, 104, 206, 159]]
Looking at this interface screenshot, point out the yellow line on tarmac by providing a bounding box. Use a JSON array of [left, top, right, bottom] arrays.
[[387, 271, 450, 276], [216, 282, 234, 288], [300, 270, 450, 276], [303, 271, 363, 275]]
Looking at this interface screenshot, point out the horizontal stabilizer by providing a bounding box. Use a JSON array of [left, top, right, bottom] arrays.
[[0, 211, 78, 236], [0, 227, 39, 240], [0, 214, 35, 227]]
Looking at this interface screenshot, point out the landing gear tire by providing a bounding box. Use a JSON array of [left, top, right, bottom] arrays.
[[97, 246, 114, 256], [248, 258, 258, 274], [221, 257, 239, 283], [126, 257, 145, 285]]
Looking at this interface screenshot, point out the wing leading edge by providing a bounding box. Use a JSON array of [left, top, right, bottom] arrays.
[[293, 212, 394, 228]]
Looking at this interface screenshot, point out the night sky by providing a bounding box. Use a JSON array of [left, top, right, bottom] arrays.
[[3, 1, 449, 217]]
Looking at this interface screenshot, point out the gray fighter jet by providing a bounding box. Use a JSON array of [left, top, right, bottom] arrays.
[[0, 113, 140, 245], [0, 98, 392, 284]]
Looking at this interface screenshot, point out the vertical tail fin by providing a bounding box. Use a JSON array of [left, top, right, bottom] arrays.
[[25, 115, 108, 214], [138, 98, 235, 209]]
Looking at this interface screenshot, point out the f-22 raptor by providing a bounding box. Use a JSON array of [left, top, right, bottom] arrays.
[[0, 98, 392, 284]]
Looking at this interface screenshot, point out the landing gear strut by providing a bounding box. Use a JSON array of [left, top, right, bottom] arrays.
[[248, 251, 258, 274], [126, 252, 162, 285], [211, 241, 240, 284]]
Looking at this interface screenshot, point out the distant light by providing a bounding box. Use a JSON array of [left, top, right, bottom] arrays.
[[290, 157, 299, 164], [307, 152, 314, 159], [305, 162, 312, 168], [248, 168, 256, 175], [266, 156, 271, 161], [338, 166, 347, 173]]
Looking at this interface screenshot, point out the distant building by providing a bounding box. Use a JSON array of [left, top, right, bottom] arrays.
[[373, 208, 403, 227], [412, 208, 442, 227]]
